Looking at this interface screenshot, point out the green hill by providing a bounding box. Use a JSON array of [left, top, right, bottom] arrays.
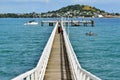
[[41, 4, 107, 17], [0, 4, 119, 18]]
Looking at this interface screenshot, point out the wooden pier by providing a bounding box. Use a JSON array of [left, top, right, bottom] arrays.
[[71, 20, 94, 27], [41, 20, 94, 27], [41, 21, 57, 26], [12, 21, 101, 80], [44, 25, 73, 80]]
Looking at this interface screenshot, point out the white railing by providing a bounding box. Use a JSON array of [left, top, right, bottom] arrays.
[[61, 22, 101, 80], [12, 22, 58, 80]]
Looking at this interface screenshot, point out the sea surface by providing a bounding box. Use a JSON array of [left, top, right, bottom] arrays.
[[0, 18, 54, 80], [0, 18, 120, 80], [69, 18, 120, 80]]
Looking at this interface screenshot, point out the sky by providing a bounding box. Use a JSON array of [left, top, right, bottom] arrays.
[[0, 0, 119, 13]]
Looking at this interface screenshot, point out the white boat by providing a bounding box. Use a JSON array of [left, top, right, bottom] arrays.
[[24, 20, 38, 25]]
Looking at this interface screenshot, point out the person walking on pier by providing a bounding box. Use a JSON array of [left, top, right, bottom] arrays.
[[60, 27, 63, 34], [58, 22, 61, 33], [58, 22, 63, 34]]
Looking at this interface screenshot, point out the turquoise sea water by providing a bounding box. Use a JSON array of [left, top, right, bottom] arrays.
[[0, 18, 120, 80], [0, 18, 54, 80], [69, 18, 120, 80]]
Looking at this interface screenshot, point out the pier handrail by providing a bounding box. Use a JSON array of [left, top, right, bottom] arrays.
[[61, 21, 101, 80], [12, 22, 58, 80]]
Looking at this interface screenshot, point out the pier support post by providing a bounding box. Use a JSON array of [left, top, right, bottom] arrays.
[[91, 20, 94, 27], [49, 22, 53, 26], [84, 22, 87, 27], [66, 22, 68, 26], [41, 22, 44, 26], [78, 21, 80, 26]]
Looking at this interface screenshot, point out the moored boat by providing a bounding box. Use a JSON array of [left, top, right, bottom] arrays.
[[24, 20, 38, 25]]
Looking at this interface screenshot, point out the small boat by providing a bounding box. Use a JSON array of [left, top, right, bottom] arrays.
[[24, 20, 38, 25], [86, 31, 97, 36]]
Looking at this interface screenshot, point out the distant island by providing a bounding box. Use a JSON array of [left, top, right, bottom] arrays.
[[0, 4, 120, 18]]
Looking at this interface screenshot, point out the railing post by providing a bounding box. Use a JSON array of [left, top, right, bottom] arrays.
[[26, 76, 30, 80], [34, 70, 38, 80], [31, 73, 34, 80], [79, 71, 82, 80], [86, 76, 90, 80], [83, 74, 86, 80]]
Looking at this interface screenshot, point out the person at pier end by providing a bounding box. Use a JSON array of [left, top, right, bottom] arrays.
[[60, 27, 63, 34], [58, 22, 61, 33]]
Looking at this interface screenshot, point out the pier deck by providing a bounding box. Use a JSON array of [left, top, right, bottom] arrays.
[[44, 26, 73, 80]]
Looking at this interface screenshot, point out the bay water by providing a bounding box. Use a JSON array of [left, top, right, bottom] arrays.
[[0, 18, 120, 80], [0, 18, 54, 80], [69, 18, 120, 80]]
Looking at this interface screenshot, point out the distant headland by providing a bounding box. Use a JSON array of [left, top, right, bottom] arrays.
[[0, 4, 120, 18]]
